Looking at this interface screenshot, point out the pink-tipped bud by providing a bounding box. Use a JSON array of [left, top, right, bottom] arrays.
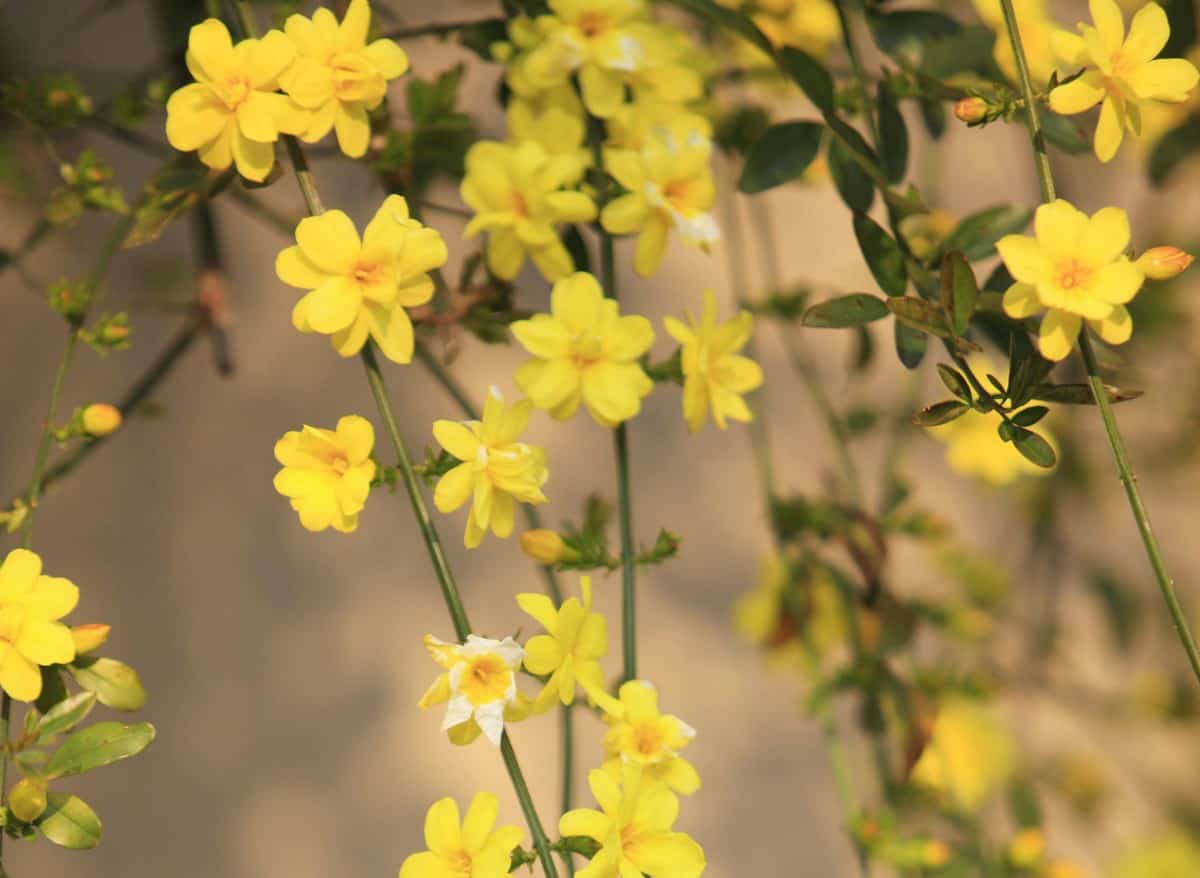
[[1137, 246, 1194, 280], [82, 404, 122, 437], [954, 97, 988, 124], [71, 623, 111, 655]]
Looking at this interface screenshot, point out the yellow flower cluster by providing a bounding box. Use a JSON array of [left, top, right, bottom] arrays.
[[718, 0, 842, 63], [165, 1, 408, 180]]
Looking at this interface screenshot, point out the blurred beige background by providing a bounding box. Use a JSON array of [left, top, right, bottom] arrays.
[[3, 1, 1200, 876]]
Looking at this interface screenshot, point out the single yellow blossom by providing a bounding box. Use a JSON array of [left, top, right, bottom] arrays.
[[0, 549, 79, 703], [461, 140, 597, 281], [754, 0, 842, 58], [519, 576, 618, 713], [280, 0, 409, 157], [276, 194, 447, 363], [1049, 0, 1200, 162], [560, 764, 706, 878], [1110, 829, 1200, 878], [273, 415, 377, 533], [624, 21, 706, 107], [974, 0, 1061, 86], [928, 409, 1056, 485], [432, 389, 549, 548], [511, 272, 654, 427], [601, 122, 719, 276], [399, 793, 523, 878], [418, 634, 526, 747], [909, 699, 1015, 811], [664, 291, 763, 433], [603, 680, 699, 795], [165, 19, 306, 181], [998, 199, 1144, 360]]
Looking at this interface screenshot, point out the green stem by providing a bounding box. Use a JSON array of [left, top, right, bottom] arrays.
[[21, 331, 80, 549], [559, 704, 576, 877], [997, 0, 1200, 687], [833, 0, 881, 147]]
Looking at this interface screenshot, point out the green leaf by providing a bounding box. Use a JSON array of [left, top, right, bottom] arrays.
[[122, 160, 234, 250], [739, 121, 825, 193], [894, 320, 927, 369], [867, 9, 962, 68], [942, 205, 1033, 261], [1085, 570, 1143, 650], [659, 0, 773, 53], [1031, 383, 1143, 404], [940, 251, 979, 335], [1008, 781, 1043, 829], [913, 400, 969, 426], [34, 692, 97, 744], [827, 136, 874, 212], [921, 25, 996, 77], [46, 721, 155, 779], [457, 18, 508, 59], [1010, 427, 1056, 467], [714, 104, 771, 156], [936, 363, 972, 403], [877, 82, 908, 184], [801, 293, 890, 328], [886, 296, 951, 335], [853, 212, 906, 296], [1007, 330, 1055, 407], [777, 47, 835, 114], [67, 656, 147, 711], [1148, 113, 1200, 187], [34, 667, 68, 715], [1011, 405, 1049, 427], [36, 793, 101, 850]]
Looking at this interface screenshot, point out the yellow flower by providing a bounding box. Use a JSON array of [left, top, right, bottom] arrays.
[[0, 549, 79, 703], [1045, 862, 1087, 878], [511, 272, 655, 427], [280, 0, 408, 158], [909, 699, 1015, 811], [600, 121, 719, 277], [559, 764, 706, 878], [276, 195, 447, 364], [399, 793, 523, 878], [1110, 829, 1200, 878], [461, 140, 597, 281], [273, 415, 377, 533], [602, 680, 700, 796], [519, 576, 619, 713], [755, 0, 842, 58], [432, 389, 549, 548], [974, 0, 1061, 86], [165, 19, 306, 181], [928, 409, 1056, 485], [733, 555, 843, 661], [664, 291, 763, 433], [998, 199, 1144, 361], [418, 634, 526, 747], [507, 85, 589, 168], [1049, 0, 1200, 162]]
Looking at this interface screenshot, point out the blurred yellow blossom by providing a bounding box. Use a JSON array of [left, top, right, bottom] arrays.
[[511, 272, 655, 427], [974, 0, 1061, 86], [603, 680, 700, 795], [559, 764, 706, 878], [909, 699, 1016, 811], [1049, 0, 1200, 162], [273, 415, 376, 533], [165, 19, 305, 181], [398, 793, 523, 878], [664, 291, 763, 433], [928, 408, 1056, 485], [418, 634, 526, 746], [733, 554, 843, 664], [1009, 827, 1048, 868], [461, 140, 597, 281], [507, 85, 589, 168], [432, 389, 549, 548], [998, 199, 1144, 361], [280, 0, 409, 157], [0, 549, 79, 702], [1110, 829, 1200, 878], [276, 195, 447, 363]]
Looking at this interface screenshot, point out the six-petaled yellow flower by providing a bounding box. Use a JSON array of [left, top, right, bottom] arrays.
[[603, 680, 700, 796], [399, 793, 524, 878], [512, 272, 655, 427], [518, 576, 619, 713], [166, 19, 306, 181], [432, 389, 549, 548], [600, 121, 719, 277], [998, 199, 1144, 361], [560, 764, 706, 878], [1049, 0, 1200, 161], [0, 549, 79, 703], [273, 415, 377, 533], [280, 0, 409, 158], [276, 195, 447, 364], [418, 634, 528, 747], [665, 291, 763, 432]]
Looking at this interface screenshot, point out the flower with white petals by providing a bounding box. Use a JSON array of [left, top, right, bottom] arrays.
[[418, 634, 526, 747]]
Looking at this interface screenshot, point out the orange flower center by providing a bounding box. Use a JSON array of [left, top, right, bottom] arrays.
[[1054, 259, 1092, 291], [631, 722, 665, 758], [664, 179, 692, 211], [576, 11, 609, 38], [461, 654, 511, 706], [508, 191, 531, 219], [448, 850, 472, 878], [217, 74, 253, 111], [352, 260, 385, 288], [1109, 50, 1135, 79]]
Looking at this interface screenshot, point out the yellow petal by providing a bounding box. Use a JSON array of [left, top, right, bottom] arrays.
[[338, 0, 371, 49], [25, 576, 79, 621], [523, 634, 564, 676], [1048, 70, 1105, 115], [300, 276, 359, 333], [1034, 200, 1086, 256], [424, 797, 462, 858], [490, 493, 515, 538], [197, 122, 235, 171], [231, 130, 276, 182], [1125, 57, 1200, 101], [1089, 0, 1124, 54], [16, 621, 75, 666], [1002, 282, 1042, 318], [511, 315, 571, 360], [601, 193, 650, 235], [165, 84, 227, 151], [529, 239, 575, 281], [1088, 305, 1132, 344], [1038, 309, 1081, 361], [246, 30, 297, 89], [364, 39, 410, 78], [335, 415, 374, 464], [517, 594, 559, 633], [559, 807, 609, 842], [276, 245, 328, 289], [434, 463, 475, 513], [1094, 95, 1124, 162], [551, 272, 605, 330], [580, 65, 624, 118], [399, 851, 455, 878], [1123, 1, 1169, 63], [1050, 29, 1087, 66], [334, 102, 370, 158], [633, 214, 669, 277], [1079, 206, 1130, 265], [1091, 259, 1144, 304], [365, 302, 415, 364], [296, 210, 361, 274], [0, 550, 41, 602], [0, 646, 41, 702], [186, 19, 235, 83], [486, 229, 524, 280]]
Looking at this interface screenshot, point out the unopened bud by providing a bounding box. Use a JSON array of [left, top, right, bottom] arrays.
[[100, 323, 130, 343], [954, 96, 988, 124], [9, 777, 48, 823], [1007, 827, 1046, 867], [71, 623, 111, 655], [82, 404, 122, 437], [1136, 245, 1193, 280], [519, 530, 576, 565]]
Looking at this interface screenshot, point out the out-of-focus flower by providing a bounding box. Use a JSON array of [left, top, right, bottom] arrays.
[[909, 699, 1016, 811], [1110, 829, 1200, 878], [974, 0, 1061, 85], [0, 549, 78, 702], [927, 409, 1057, 485], [273, 415, 376, 533], [398, 793, 523, 878], [418, 634, 527, 746]]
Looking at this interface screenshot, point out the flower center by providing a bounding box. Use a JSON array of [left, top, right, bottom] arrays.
[[630, 722, 665, 758], [1109, 50, 1135, 79], [216, 74, 253, 110], [449, 850, 472, 878], [330, 453, 350, 476], [352, 260, 385, 288], [664, 179, 692, 211], [507, 191, 531, 219], [571, 331, 606, 364], [1053, 259, 1093, 291], [576, 11, 609, 38], [461, 654, 512, 706], [330, 53, 386, 104]]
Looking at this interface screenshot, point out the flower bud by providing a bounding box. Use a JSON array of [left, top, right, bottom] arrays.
[[9, 777, 48, 823], [1136, 246, 1194, 280], [1007, 827, 1046, 867], [954, 97, 988, 124], [71, 623, 111, 655], [519, 530, 576, 565], [82, 404, 122, 437]]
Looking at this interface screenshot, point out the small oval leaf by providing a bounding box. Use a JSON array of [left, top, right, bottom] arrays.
[[34, 692, 97, 744], [68, 656, 147, 711], [739, 121, 826, 194], [914, 399, 969, 426], [853, 212, 907, 297], [801, 293, 890, 328], [47, 722, 155, 779], [1011, 427, 1057, 468], [37, 793, 101, 850]]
